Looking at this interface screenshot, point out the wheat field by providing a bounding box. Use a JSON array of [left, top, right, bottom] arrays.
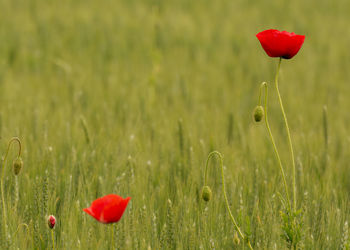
[[0, 0, 349, 249]]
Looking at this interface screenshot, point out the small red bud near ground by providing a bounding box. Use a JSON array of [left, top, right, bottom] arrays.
[[48, 215, 56, 229]]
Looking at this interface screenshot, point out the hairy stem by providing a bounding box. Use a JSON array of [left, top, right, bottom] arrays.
[[51, 230, 55, 250], [274, 58, 297, 211], [260, 82, 291, 211], [111, 224, 115, 249]]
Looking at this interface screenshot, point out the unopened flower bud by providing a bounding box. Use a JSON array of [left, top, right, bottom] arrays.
[[233, 231, 240, 245], [13, 157, 23, 175], [47, 215, 56, 229], [201, 186, 212, 202], [253, 106, 264, 123]]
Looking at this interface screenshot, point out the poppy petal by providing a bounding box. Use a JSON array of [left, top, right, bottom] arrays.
[[100, 197, 131, 223], [83, 207, 95, 218], [83, 194, 131, 224]]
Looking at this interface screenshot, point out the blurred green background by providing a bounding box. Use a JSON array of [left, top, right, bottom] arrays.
[[0, 0, 349, 249]]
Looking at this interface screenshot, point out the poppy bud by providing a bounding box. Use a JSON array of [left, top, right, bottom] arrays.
[[201, 186, 212, 202], [13, 157, 23, 175], [233, 231, 240, 245], [47, 215, 56, 229], [253, 106, 264, 123]]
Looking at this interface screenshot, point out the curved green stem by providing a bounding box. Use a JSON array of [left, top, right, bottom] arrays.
[[274, 58, 296, 211], [13, 223, 29, 236], [260, 82, 291, 211], [1, 137, 22, 234], [1, 137, 22, 179], [204, 151, 253, 250], [10, 223, 29, 247]]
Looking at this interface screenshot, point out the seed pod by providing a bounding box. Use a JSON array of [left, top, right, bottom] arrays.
[[47, 215, 56, 229], [201, 186, 212, 202], [253, 106, 264, 122], [13, 157, 23, 175]]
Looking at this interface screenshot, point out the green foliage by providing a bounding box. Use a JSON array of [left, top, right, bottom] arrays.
[[280, 209, 304, 249]]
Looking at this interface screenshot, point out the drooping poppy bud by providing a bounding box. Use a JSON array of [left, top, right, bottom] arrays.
[[47, 215, 56, 229], [253, 106, 264, 123], [201, 186, 212, 202], [13, 157, 23, 175]]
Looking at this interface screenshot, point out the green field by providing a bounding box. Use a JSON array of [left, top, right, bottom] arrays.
[[0, 0, 350, 249]]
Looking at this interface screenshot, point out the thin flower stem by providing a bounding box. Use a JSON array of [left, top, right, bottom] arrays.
[[111, 224, 115, 249], [51, 230, 55, 250], [274, 57, 297, 211], [248, 241, 253, 250], [0, 137, 22, 235], [260, 82, 291, 211], [0, 181, 6, 233], [204, 151, 253, 250]]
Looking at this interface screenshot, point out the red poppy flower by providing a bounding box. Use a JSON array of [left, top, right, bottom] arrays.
[[83, 194, 131, 224], [256, 29, 305, 59]]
